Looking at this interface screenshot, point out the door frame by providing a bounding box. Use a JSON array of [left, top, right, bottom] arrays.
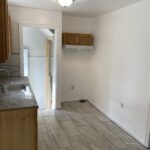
[[145, 101, 150, 148], [46, 39, 51, 109], [19, 23, 62, 110]]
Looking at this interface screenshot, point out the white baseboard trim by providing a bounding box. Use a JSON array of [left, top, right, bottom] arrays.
[[89, 100, 146, 147], [61, 98, 83, 102]]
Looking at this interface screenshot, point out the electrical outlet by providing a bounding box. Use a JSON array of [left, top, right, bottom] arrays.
[[71, 85, 75, 90]]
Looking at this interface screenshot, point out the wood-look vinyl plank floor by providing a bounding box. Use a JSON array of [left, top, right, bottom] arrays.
[[69, 112, 87, 126], [61, 120, 80, 136], [38, 101, 148, 150], [68, 135, 92, 150], [48, 129, 70, 149]]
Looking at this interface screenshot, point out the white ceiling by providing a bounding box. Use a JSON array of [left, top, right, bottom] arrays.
[[8, 0, 143, 18]]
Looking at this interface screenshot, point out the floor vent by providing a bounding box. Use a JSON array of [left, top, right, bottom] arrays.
[[79, 99, 87, 103]]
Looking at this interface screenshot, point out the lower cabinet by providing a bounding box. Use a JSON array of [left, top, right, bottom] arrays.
[[0, 108, 38, 150]]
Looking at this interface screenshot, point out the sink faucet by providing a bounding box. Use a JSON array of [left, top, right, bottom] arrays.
[[0, 85, 6, 94], [0, 69, 10, 76]]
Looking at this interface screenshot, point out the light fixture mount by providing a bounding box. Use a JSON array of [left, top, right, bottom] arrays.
[[58, 0, 75, 7]]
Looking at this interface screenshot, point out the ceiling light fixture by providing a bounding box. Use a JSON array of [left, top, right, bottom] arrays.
[[58, 0, 75, 7]]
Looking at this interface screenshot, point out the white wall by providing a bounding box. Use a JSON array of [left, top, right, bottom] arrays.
[[9, 6, 62, 53], [23, 28, 47, 109], [9, 6, 62, 109], [90, 0, 150, 146], [62, 16, 92, 33], [61, 16, 93, 101]]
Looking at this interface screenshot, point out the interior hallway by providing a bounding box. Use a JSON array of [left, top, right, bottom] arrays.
[[38, 101, 147, 150]]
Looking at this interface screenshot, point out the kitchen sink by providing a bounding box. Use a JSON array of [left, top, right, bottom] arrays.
[[7, 84, 26, 92], [0, 86, 5, 94], [0, 84, 28, 94]]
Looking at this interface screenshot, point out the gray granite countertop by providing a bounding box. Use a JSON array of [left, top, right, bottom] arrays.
[[0, 77, 38, 111]]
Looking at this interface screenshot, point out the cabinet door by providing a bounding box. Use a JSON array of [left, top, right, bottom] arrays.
[[0, 108, 38, 150], [0, 0, 9, 63], [78, 34, 93, 46], [0, 0, 6, 62], [5, 3, 9, 60], [62, 33, 78, 45]]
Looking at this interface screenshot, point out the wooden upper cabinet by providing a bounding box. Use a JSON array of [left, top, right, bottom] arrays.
[[62, 33, 78, 45], [0, 0, 11, 63], [78, 34, 93, 46], [0, 0, 6, 62], [62, 33, 93, 46]]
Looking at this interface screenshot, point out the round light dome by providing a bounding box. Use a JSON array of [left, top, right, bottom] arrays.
[[58, 0, 74, 7]]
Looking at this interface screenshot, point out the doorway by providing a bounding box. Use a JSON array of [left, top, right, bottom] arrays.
[[21, 26, 55, 110]]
